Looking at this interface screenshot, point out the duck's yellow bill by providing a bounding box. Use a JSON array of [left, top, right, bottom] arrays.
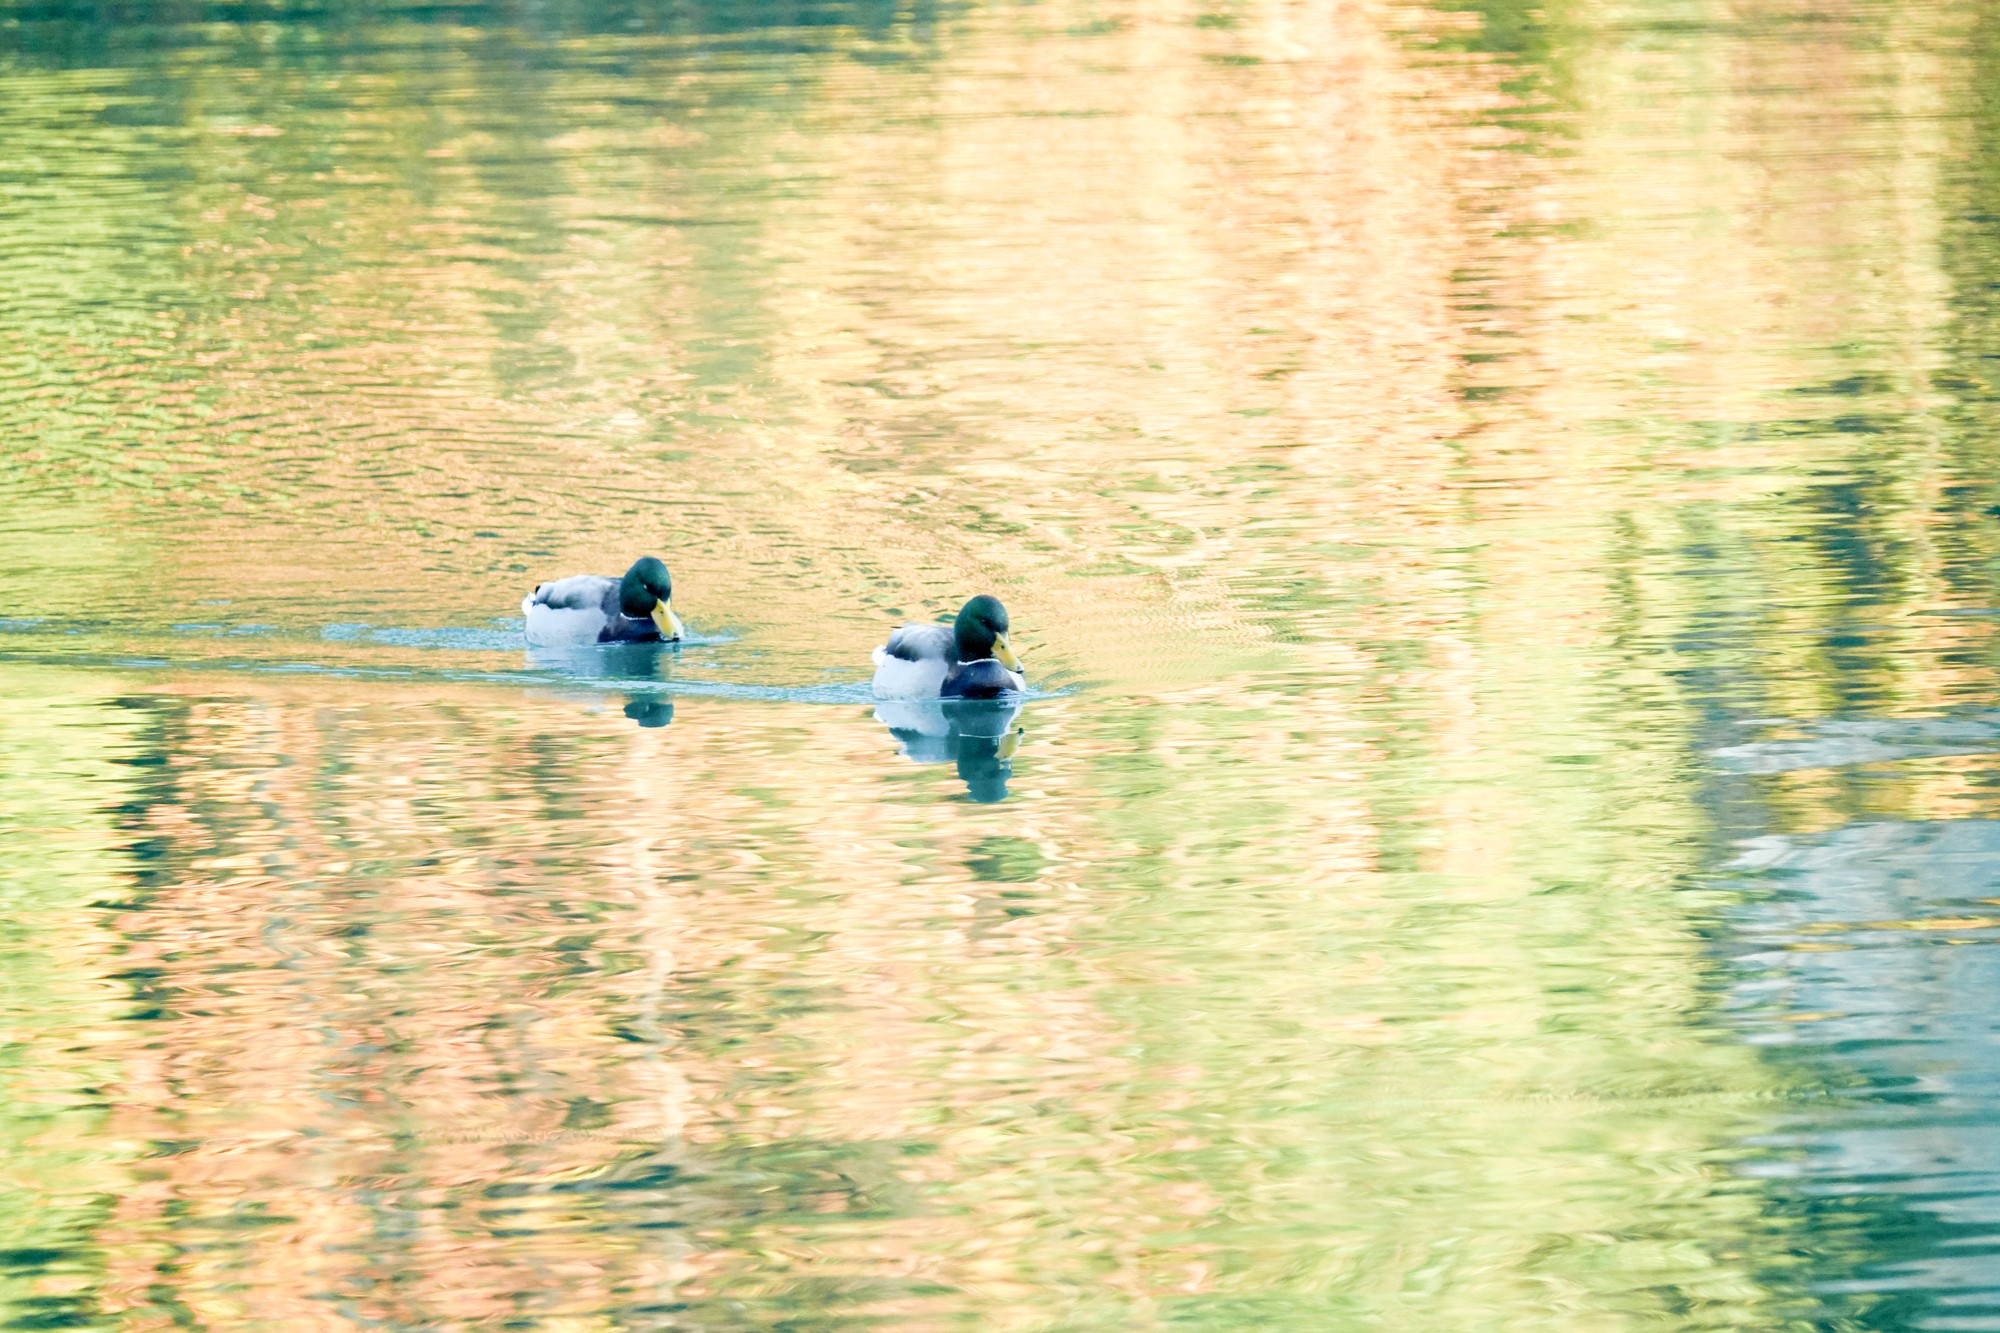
[[652, 601, 686, 640], [993, 632, 1022, 672]]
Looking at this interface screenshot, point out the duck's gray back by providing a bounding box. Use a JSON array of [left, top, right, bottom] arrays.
[[882, 622, 955, 663], [530, 574, 619, 613]]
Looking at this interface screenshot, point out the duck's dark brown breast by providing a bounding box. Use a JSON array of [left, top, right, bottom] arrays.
[[941, 659, 1017, 699], [597, 614, 665, 643]]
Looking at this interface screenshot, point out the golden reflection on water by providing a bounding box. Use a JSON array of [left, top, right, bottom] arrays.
[[6, 0, 2000, 1325], [6, 668, 1794, 1329]]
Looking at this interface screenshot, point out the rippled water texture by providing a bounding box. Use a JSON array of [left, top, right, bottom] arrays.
[[6, 0, 2000, 1325]]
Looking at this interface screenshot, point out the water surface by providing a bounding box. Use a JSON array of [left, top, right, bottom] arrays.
[[6, 0, 2000, 1325]]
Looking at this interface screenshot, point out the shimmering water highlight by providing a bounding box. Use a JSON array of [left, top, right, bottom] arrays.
[[7, 0, 2000, 1326]]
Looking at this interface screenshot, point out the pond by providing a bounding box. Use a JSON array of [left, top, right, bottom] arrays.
[[4, 0, 2000, 1325]]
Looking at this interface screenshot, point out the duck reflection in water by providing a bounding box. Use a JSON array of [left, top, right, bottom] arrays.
[[621, 695, 674, 727], [876, 697, 1026, 802], [526, 640, 680, 729]]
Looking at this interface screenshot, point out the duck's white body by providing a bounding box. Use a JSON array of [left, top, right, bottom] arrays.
[[524, 605, 609, 646], [522, 575, 620, 646], [871, 623, 953, 698]]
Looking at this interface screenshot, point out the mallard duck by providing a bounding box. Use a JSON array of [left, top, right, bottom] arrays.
[[522, 556, 685, 646], [871, 595, 1025, 699]]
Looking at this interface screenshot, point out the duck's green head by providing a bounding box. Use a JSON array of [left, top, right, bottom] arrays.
[[954, 595, 1022, 670], [619, 557, 685, 639]]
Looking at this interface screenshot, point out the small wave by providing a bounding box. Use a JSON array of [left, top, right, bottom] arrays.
[[323, 621, 740, 652], [322, 621, 523, 651], [1713, 715, 2000, 774], [0, 616, 1065, 707], [175, 622, 278, 637]]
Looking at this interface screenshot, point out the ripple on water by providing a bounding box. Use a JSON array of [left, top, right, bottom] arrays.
[[5, 0, 2000, 1325]]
